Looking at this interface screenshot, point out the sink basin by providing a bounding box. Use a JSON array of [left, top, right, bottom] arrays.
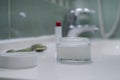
[[91, 39, 120, 55], [0, 36, 120, 80]]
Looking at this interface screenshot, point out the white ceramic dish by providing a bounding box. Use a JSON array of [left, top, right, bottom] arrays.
[[0, 52, 37, 69]]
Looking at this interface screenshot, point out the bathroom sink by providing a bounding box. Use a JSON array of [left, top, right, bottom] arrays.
[[0, 36, 120, 80]]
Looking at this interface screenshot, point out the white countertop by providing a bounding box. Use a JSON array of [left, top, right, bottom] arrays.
[[0, 36, 120, 80]]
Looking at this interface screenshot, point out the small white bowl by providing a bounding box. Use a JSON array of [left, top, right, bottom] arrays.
[[0, 52, 37, 69]]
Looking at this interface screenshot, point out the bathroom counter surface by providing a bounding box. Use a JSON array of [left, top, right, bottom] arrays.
[[0, 36, 120, 80]]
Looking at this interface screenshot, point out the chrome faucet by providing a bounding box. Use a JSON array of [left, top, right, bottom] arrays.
[[62, 8, 98, 37], [67, 25, 98, 37]]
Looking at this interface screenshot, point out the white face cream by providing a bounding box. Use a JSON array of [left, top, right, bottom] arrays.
[[56, 37, 91, 64]]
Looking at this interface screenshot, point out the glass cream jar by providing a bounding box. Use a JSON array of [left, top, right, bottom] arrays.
[[56, 37, 91, 64]]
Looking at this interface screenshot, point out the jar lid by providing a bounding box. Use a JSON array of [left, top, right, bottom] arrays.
[[60, 37, 89, 42], [58, 37, 90, 46]]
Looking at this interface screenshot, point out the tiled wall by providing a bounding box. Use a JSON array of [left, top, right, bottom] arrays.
[[0, 0, 70, 39], [0, 0, 9, 39], [0, 0, 120, 39], [10, 0, 69, 38]]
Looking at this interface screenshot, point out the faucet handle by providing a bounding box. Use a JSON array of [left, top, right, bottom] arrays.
[[74, 8, 95, 16]]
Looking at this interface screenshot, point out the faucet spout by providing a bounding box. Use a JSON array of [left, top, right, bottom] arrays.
[[67, 25, 99, 37]]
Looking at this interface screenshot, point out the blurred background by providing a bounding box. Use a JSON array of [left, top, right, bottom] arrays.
[[0, 0, 120, 39]]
